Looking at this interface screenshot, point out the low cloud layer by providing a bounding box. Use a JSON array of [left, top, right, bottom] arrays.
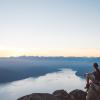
[[0, 69, 85, 100]]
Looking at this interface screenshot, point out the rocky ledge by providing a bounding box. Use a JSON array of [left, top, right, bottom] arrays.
[[18, 89, 87, 100]]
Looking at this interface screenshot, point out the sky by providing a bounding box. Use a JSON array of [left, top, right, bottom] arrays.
[[0, 0, 100, 57]]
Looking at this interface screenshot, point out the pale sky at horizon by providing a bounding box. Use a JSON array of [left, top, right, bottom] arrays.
[[0, 0, 100, 57]]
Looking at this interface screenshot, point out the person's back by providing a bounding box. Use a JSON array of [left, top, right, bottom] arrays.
[[93, 71, 100, 83]]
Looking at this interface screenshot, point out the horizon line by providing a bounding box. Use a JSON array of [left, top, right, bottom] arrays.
[[0, 55, 100, 58]]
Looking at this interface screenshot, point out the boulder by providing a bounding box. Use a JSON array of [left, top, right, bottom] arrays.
[[69, 89, 87, 100], [53, 90, 71, 100]]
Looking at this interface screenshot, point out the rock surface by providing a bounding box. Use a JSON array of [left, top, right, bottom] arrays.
[[69, 89, 87, 100], [53, 90, 70, 100], [18, 89, 87, 100], [18, 93, 60, 100]]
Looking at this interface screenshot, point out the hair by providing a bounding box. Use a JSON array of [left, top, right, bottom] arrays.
[[93, 63, 100, 73], [93, 63, 98, 68]]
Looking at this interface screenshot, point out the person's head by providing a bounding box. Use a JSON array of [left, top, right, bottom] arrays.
[[93, 63, 98, 70]]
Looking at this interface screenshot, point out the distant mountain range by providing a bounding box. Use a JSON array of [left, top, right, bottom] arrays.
[[0, 56, 100, 83]]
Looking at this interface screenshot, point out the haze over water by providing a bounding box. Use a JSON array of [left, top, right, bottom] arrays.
[[0, 69, 85, 100]]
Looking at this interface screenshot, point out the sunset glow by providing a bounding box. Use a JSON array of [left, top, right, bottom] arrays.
[[0, 48, 100, 57], [0, 0, 100, 57]]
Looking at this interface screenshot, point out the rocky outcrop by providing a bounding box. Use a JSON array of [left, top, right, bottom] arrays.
[[18, 89, 87, 100], [18, 93, 60, 100], [69, 89, 87, 100], [53, 90, 71, 100], [86, 85, 100, 100]]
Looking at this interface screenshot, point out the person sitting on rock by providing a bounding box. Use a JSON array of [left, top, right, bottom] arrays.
[[85, 63, 100, 100], [85, 63, 100, 91]]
